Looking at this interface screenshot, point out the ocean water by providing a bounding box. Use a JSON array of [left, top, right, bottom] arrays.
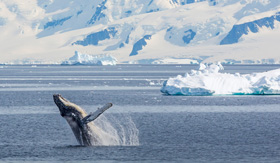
[[0, 64, 280, 162]]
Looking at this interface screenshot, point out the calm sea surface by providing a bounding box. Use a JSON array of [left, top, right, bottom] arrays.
[[0, 64, 280, 162]]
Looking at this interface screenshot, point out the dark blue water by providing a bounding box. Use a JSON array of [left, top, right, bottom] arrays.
[[0, 64, 280, 162]]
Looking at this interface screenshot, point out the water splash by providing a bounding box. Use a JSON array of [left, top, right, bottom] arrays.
[[89, 113, 139, 146]]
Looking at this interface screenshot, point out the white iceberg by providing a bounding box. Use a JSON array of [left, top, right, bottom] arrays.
[[62, 51, 117, 65], [161, 63, 280, 96]]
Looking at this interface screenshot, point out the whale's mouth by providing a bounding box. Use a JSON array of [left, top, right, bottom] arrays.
[[53, 94, 71, 116], [53, 94, 68, 103], [53, 94, 72, 107]]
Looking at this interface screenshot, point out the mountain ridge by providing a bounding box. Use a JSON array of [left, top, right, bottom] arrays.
[[0, 0, 280, 64]]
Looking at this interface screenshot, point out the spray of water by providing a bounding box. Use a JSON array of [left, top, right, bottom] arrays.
[[88, 113, 139, 146]]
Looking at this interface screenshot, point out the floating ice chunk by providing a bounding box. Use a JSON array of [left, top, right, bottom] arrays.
[[161, 63, 280, 96], [62, 51, 117, 65], [243, 74, 280, 95], [161, 80, 214, 96]]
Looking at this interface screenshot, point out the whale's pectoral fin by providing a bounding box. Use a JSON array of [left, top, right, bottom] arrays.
[[81, 103, 113, 124]]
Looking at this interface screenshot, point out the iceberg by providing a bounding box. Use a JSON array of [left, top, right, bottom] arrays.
[[62, 51, 117, 65], [161, 63, 280, 96]]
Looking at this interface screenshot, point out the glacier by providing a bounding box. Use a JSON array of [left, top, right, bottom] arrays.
[[161, 63, 280, 96], [220, 12, 280, 45], [0, 0, 280, 64], [61, 51, 117, 65]]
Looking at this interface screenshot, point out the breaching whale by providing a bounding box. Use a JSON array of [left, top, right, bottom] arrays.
[[53, 94, 113, 146]]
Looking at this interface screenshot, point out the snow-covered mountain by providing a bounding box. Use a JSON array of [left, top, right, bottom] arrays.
[[0, 0, 280, 64]]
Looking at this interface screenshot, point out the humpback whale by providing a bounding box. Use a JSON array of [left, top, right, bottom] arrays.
[[53, 94, 113, 146]]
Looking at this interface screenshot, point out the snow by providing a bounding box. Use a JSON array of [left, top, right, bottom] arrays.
[[161, 63, 280, 95], [61, 51, 117, 65], [0, 0, 280, 64]]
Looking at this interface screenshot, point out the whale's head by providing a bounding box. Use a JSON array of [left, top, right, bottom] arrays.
[[53, 94, 87, 119], [53, 94, 93, 146]]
